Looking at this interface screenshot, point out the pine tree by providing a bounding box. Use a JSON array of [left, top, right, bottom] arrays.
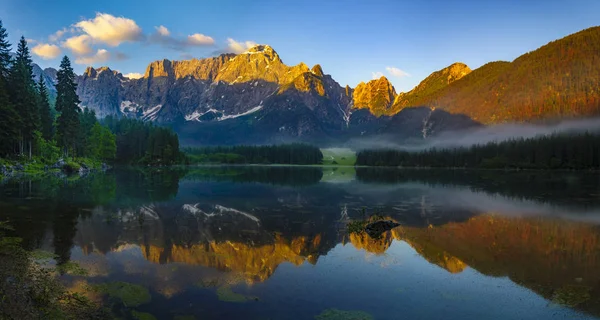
[[55, 56, 80, 157], [0, 20, 20, 156], [37, 76, 53, 141], [9, 37, 39, 158], [0, 20, 11, 79]]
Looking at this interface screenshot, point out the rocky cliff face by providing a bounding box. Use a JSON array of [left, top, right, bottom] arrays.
[[352, 76, 398, 116], [75, 45, 478, 145]]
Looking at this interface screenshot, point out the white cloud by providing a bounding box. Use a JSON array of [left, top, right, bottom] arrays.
[[123, 72, 143, 79], [32, 43, 62, 60], [226, 38, 257, 54], [49, 28, 68, 42], [386, 66, 410, 78], [75, 13, 143, 46], [149, 26, 214, 50], [75, 49, 127, 65], [63, 34, 93, 55], [187, 33, 214, 46], [371, 72, 384, 79], [155, 25, 170, 37]]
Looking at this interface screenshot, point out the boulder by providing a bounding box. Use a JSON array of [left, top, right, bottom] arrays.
[[13, 163, 24, 171], [365, 220, 401, 238], [51, 158, 66, 169]]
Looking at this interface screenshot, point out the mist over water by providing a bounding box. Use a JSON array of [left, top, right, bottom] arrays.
[[348, 117, 600, 151]]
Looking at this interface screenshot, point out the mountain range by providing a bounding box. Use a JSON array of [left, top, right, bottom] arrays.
[[33, 26, 600, 146]]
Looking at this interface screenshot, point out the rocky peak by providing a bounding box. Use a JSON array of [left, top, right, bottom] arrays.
[[84, 66, 97, 78], [144, 59, 174, 78], [311, 64, 324, 77], [245, 45, 280, 62], [442, 62, 471, 84], [352, 76, 397, 117], [392, 62, 471, 109]]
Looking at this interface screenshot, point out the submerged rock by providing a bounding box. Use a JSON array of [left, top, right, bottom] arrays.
[[365, 220, 400, 238], [315, 308, 374, 320]]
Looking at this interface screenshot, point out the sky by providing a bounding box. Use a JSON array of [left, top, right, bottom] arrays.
[[1, 0, 599, 92]]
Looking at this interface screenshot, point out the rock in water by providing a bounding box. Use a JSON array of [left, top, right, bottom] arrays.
[[365, 220, 400, 238]]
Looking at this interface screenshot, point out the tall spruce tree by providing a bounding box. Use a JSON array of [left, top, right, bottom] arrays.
[[0, 20, 20, 156], [55, 56, 80, 157], [37, 76, 53, 141], [9, 37, 39, 158]]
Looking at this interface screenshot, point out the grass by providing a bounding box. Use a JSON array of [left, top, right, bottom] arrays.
[[321, 148, 356, 166]]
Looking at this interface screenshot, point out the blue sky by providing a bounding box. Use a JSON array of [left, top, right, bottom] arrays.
[[1, 0, 599, 92]]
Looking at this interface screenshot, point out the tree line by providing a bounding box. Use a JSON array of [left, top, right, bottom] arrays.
[[356, 132, 600, 170], [0, 20, 115, 163], [183, 143, 323, 165], [102, 116, 185, 165], [0, 20, 183, 166]]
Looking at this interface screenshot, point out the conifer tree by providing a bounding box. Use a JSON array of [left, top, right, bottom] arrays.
[[55, 56, 80, 157], [9, 37, 39, 157], [0, 20, 20, 156], [37, 76, 53, 141]]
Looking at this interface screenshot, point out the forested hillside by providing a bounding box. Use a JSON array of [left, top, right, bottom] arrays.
[[406, 27, 600, 123], [356, 132, 600, 169]]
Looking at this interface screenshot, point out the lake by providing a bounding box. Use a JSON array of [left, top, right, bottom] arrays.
[[1, 166, 600, 320]]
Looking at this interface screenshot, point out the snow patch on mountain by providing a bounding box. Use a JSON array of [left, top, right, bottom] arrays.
[[142, 104, 162, 121], [120, 101, 138, 114], [217, 105, 263, 121]]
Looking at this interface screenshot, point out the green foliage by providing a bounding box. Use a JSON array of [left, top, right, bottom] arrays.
[[356, 132, 600, 170], [94, 282, 151, 307], [33, 130, 60, 163], [0, 222, 110, 319], [102, 116, 184, 165], [63, 161, 81, 173], [77, 108, 98, 157], [89, 123, 116, 161], [55, 56, 80, 156], [9, 37, 39, 157], [184, 143, 323, 165], [38, 76, 54, 141], [56, 261, 88, 276]]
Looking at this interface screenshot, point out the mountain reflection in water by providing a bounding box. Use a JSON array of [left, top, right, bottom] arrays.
[[1, 167, 600, 319]]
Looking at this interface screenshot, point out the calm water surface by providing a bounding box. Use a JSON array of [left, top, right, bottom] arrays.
[[1, 167, 600, 320]]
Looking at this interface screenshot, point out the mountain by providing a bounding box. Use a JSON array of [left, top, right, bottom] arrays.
[[399, 26, 600, 123], [352, 76, 397, 116], [76, 45, 475, 145], [393, 62, 471, 109], [73, 26, 600, 145]]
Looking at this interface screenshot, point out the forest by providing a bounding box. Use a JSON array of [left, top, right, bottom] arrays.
[[356, 132, 600, 170], [183, 144, 323, 165], [0, 20, 182, 170]]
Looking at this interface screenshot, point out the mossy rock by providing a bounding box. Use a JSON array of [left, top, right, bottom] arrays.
[[95, 281, 151, 307], [132, 310, 157, 320], [551, 285, 591, 307], [29, 249, 58, 261], [315, 309, 374, 320], [216, 286, 257, 303], [57, 261, 88, 276], [63, 161, 81, 174]]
